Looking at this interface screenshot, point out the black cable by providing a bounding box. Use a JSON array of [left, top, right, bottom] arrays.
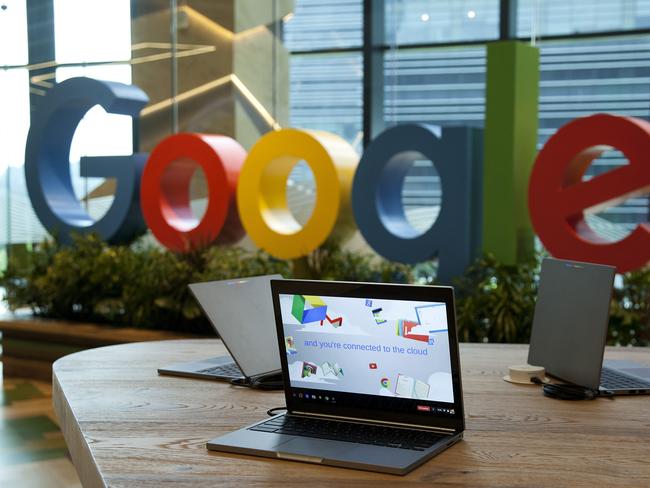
[[531, 377, 612, 400], [267, 406, 287, 416], [229, 374, 284, 391]]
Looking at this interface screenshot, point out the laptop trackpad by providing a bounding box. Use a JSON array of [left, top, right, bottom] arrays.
[[277, 437, 355, 461]]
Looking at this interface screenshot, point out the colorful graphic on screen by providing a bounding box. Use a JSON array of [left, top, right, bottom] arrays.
[[285, 336, 298, 355], [279, 294, 454, 404]]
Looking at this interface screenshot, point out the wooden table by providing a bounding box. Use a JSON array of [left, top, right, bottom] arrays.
[[52, 340, 650, 487]]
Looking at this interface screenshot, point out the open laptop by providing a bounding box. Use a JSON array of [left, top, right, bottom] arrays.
[[158, 274, 282, 382], [207, 280, 465, 475], [528, 258, 650, 394]]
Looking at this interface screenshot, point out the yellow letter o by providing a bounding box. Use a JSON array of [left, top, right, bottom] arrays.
[[237, 129, 358, 259]]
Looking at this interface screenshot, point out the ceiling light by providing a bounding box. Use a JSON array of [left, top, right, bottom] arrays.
[[420, 13, 430, 22], [467, 10, 476, 19]]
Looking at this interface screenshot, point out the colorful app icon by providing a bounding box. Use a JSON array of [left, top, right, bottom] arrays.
[[285, 336, 298, 355], [380, 377, 390, 389], [372, 308, 387, 324], [369, 363, 378, 369], [301, 361, 318, 378]]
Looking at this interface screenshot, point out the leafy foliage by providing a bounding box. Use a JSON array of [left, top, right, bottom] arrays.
[[298, 239, 414, 284], [1, 235, 647, 344], [0, 234, 290, 334], [454, 254, 539, 343], [609, 267, 650, 346]]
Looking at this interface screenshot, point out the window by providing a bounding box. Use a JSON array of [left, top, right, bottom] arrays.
[[284, 0, 363, 51], [384, 0, 499, 46], [53, 0, 132, 221], [518, 0, 650, 38], [290, 53, 363, 147]]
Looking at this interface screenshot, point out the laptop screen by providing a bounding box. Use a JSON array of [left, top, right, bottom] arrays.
[[272, 281, 464, 430]]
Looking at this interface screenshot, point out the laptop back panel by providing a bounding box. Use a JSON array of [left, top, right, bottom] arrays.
[[528, 258, 616, 390], [270, 280, 464, 432], [189, 274, 283, 378]]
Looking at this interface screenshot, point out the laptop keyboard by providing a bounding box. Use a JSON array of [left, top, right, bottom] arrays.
[[249, 415, 444, 451], [600, 367, 650, 390], [196, 362, 243, 378]]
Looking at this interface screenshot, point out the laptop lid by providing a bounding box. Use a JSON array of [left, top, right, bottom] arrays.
[[189, 274, 283, 378], [528, 258, 616, 390], [270, 280, 465, 433]]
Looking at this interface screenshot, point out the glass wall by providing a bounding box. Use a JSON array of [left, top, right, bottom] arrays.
[[0, 1, 36, 255], [0, 0, 290, 255], [384, 0, 499, 45], [1, 0, 648, 258], [518, 0, 650, 38], [289, 0, 649, 243]]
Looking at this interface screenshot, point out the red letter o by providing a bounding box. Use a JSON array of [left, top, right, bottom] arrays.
[[141, 133, 246, 252]]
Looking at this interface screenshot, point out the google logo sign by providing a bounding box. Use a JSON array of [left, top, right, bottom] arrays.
[[24, 77, 650, 281]]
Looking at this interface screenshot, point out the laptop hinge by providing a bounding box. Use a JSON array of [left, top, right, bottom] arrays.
[[290, 410, 456, 434]]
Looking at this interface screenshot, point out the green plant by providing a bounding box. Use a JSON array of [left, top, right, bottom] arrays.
[[0, 234, 290, 334], [299, 239, 415, 284], [609, 267, 650, 346], [454, 253, 540, 343], [2, 235, 648, 344]]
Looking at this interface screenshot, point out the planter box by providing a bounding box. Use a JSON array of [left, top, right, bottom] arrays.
[[0, 314, 201, 381]]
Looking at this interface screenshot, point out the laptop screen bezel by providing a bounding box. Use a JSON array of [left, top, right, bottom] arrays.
[[270, 279, 465, 432]]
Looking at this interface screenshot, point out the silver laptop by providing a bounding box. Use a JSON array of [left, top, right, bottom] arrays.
[[528, 258, 650, 394], [207, 280, 465, 475], [158, 274, 282, 382]]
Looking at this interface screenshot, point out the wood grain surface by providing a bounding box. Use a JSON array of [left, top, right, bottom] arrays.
[[53, 340, 650, 487]]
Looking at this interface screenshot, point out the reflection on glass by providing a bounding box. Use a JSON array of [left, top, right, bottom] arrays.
[[384, 0, 499, 46]]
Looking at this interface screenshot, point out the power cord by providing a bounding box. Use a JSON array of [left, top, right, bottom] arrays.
[[267, 406, 287, 416], [229, 373, 284, 391], [230, 377, 284, 390], [531, 377, 613, 400]]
